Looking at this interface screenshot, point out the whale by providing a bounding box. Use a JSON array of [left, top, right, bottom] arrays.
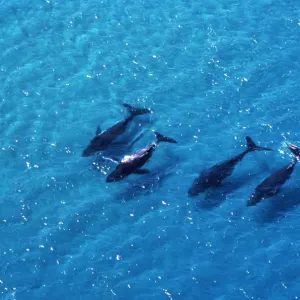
[[82, 103, 151, 157], [247, 143, 300, 207], [106, 132, 177, 182], [188, 136, 272, 196]]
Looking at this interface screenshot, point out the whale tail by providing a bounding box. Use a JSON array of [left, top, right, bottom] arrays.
[[287, 144, 300, 162], [246, 136, 272, 152], [154, 132, 177, 144], [123, 103, 151, 118]]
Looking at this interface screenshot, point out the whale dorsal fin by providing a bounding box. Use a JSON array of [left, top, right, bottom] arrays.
[[96, 126, 101, 135]]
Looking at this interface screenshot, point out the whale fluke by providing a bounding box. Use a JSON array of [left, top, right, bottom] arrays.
[[246, 136, 272, 152], [154, 132, 177, 144]]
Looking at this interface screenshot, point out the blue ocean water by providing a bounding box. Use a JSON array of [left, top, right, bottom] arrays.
[[1, 0, 300, 299]]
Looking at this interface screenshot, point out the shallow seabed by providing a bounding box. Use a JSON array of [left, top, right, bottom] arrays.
[[1, 0, 300, 299]]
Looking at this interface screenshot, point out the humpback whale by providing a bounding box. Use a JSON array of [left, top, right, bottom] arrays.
[[106, 132, 177, 182], [247, 143, 300, 207], [188, 136, 272, 196], [82, 103, 151, 157]]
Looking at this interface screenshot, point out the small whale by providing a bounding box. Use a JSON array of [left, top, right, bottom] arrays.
[[106, 132, 177, 182], [247, 143, 300, 207], [188, 136, 272, 196], [82, 103, 151, 157]]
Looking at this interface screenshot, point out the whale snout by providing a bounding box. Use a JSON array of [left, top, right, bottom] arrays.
[[82, 145, 98, 157], [188, 188, 198, 197], [246, 193, 261, 207], [106, 172, 120, 183], [82, 145, 93, 157], [188, 181, 206, 197], [106, 175, 115, 183], [82, 150, 89, 157], [106, 169, 125, 183]]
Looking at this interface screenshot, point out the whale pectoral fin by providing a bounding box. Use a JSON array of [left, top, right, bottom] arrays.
[[96, 126, 101, 135], [102, 156, 120, 164], [133, 169, 150, 175], [111, 157, 121, 163]]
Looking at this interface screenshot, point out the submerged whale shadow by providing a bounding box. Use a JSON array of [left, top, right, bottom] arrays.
[[254, 187, 300, 223], [194, 171, 261, 210]]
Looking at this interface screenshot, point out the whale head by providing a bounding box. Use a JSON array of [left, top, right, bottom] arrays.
[[188, 178, 207, 197]]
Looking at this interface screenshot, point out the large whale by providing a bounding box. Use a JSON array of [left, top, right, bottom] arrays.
[[106, 132, 177, 182], [82, 103, 151, 157], [188, 136, 272, 196], [247, 144, 300, 207]]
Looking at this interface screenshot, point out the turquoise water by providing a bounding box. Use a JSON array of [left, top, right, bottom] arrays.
[[1, 0, 300, 299]]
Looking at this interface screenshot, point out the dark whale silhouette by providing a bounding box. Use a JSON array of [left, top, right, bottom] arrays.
[[106, 132, 177, 182], [188, 136, 272, 196], [82, 103, 151, 157], [247, 143, 300, 207], [114, 154, 179, 201]]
